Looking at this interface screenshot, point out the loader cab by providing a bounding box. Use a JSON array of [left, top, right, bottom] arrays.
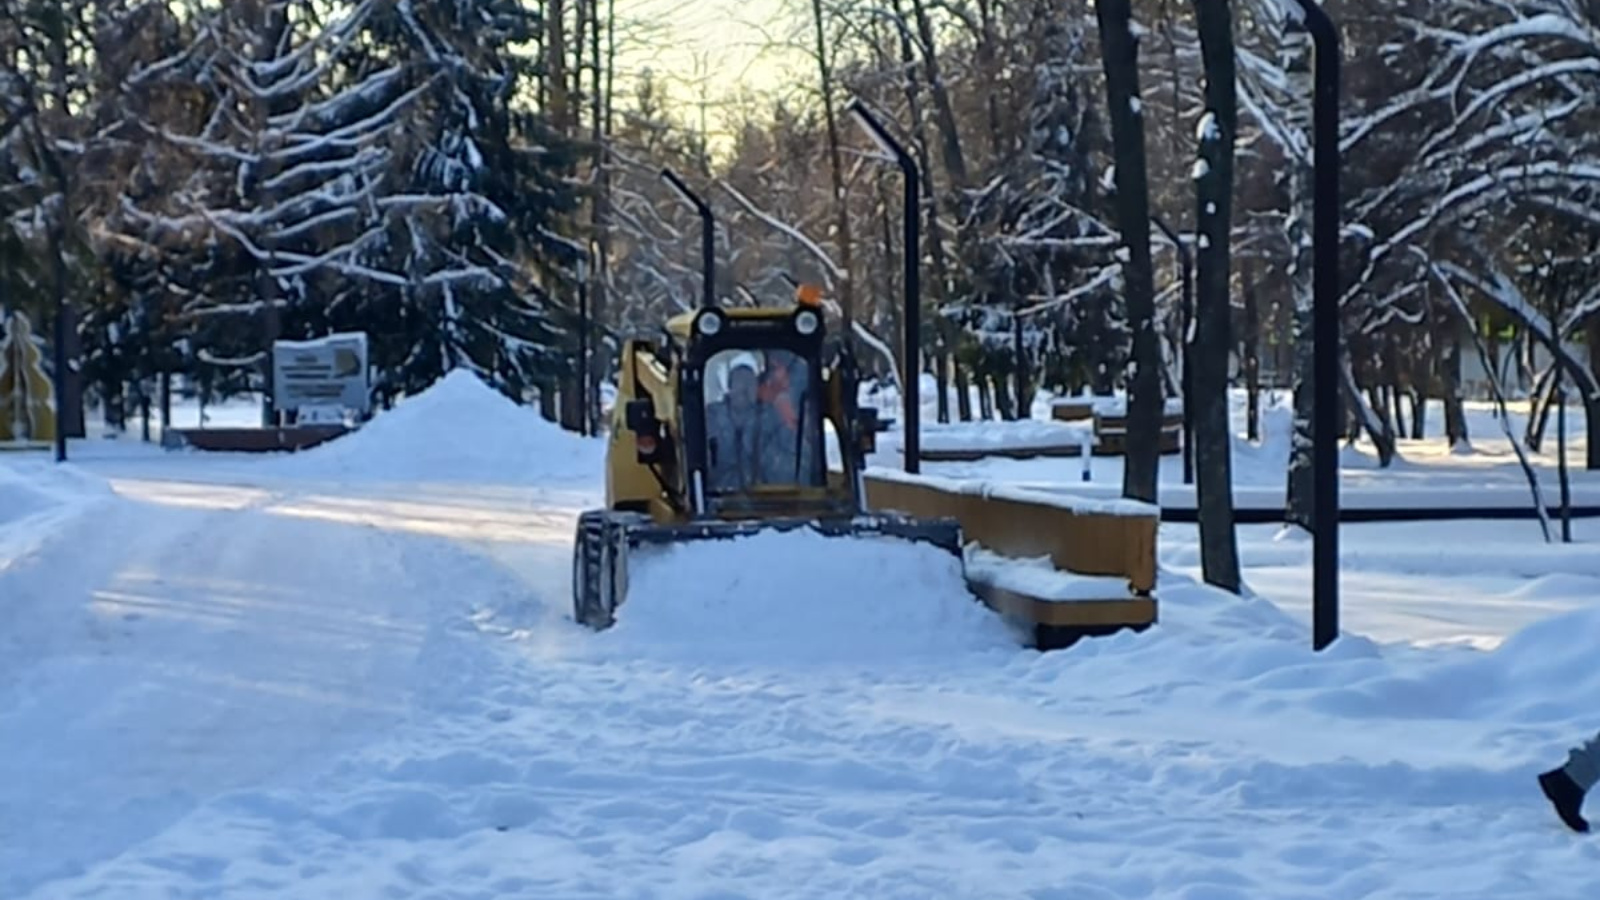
[[673, 303, 841, 519], [612, 286, 882, 524]]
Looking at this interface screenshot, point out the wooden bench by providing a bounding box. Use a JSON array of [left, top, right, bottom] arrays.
[[1049, 400, 1097, 423], [1093, 411, 1184, 456], [162, 425, 350, 453], [918, 441, 1088, 462], [863, 469, 1158, 650]]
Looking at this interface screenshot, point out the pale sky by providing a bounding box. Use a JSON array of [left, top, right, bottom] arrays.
[[610, 0, 815, 145]]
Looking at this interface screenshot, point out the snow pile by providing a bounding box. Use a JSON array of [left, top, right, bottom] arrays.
[[0, 459, 112, 565], [1343, 602, 1600, 724], [0, 459, 108, 525], [605, 527, 1017, 663], [0, 461, 60, 528], [275, 368, 603, 484]]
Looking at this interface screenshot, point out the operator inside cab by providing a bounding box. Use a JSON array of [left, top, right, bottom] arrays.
[[704, 349, 821, 492]]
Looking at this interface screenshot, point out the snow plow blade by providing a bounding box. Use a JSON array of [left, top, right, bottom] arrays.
[[571, 510, 964, 630]]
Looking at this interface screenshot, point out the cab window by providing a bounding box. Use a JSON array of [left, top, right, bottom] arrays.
[[702, 349, 823, 492]]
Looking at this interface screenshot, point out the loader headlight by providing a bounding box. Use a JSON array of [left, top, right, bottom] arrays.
[[794, 309, 820, 335], [696, 310, 724, 336]]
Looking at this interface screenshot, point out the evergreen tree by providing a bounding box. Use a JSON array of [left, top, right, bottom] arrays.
[[374, 0, 584, 402]]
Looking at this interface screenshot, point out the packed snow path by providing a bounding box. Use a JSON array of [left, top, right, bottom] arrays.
[[5, 375, 1600, 898], [0, 464, 583, 895], [4, 455, 1597, 898]]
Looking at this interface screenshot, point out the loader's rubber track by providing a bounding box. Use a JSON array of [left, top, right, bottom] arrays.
[[572, 511, 612, 629]]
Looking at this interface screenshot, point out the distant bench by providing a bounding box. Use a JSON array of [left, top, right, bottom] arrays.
[[916, 423, 1091, 463], [1092, 411, 1183, 456], [161, 425, 349, 453], [1050, 398, 1183, 456]]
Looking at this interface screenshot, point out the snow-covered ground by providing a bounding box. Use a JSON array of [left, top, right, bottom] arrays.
[[864, 381, 1599, 511], [5, 371, 1600, 898]]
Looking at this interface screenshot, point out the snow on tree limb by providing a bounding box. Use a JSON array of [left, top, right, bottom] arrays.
[[715, 178, 847, 284], [1437, 259, 1600, 399]]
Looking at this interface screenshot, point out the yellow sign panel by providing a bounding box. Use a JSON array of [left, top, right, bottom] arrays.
[[0, 310, 57, 443]]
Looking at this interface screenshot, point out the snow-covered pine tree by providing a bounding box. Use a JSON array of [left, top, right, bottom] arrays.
[[76, 0, 200, 429], [1012, 2, 1119, 403], [0, 0, 97, 437], [113, 0, 413, 415], [957, 1, 1118, 418], [375, 0, 584, 403]]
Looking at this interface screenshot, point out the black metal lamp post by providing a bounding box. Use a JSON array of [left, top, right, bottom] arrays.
[[1291, 0, 1342, 651], [845, 98, 921, 475], [660, 168, 716, 310]]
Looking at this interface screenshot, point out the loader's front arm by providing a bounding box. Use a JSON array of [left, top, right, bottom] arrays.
[[606, 338, 686, 519]]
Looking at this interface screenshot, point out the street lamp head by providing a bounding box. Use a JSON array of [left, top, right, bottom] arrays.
[[845, 98, 902, 159], [659, 167, 703, 212]]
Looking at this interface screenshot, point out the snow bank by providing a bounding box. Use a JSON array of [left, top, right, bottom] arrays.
[[0, 462, 59, 528], [0, 459, 113, 566], [1311, 602, 1600, 724], [0, 459, 109, 526], [606, 527, 1016, 663], [273, 369, 603, 485]]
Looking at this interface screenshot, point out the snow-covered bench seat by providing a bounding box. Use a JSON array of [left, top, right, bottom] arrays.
[[915, 419, 1094, 462], [862, 468, 1159, 649]]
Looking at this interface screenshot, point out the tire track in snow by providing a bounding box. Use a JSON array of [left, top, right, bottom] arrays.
[[0, 472, 470, 898]]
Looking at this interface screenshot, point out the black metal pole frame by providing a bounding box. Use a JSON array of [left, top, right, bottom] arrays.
[[1293, 0, 1341, 651], [660, 168, 716, 310], [1151, 215, 1193, 486], [845, 98, 920, 475]]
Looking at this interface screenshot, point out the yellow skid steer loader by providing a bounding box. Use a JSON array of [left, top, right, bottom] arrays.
[[571, 287, 965, 629]]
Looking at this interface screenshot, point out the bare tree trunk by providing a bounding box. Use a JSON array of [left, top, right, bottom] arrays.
[[587, 0, 614, 429], [908, 0, 970, 193], [810, 0, 858, 336], [1557, 371, 1573, 542], [1588, 315, 1600, 469], [1380, 340, 1405, 439], [1441, 326, 1468, 446], [955, 354, 973, 420], [160, 371, 172, 430], [1281, 21, 1314, 532], [993, 369, 1015, 420], [1094, 0, 1163, 503], [1014, 312, 1031, 420], [936, 346, 950, 424], [1243, 265, 1261, 442], [1343, 360, 1397, 463], [975, 0, 1005, 164], [1525, 366, 1557, 452], [547, 0, 568, 134], [892, 0, 956, 423], [1192, 0, 1240, 592]]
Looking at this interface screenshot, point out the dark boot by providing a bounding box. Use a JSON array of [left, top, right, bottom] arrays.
[[1539, 767, 1590, 833]]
